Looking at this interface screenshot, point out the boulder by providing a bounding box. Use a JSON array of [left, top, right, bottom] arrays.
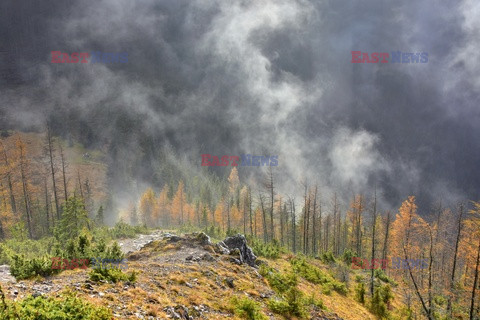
[[222, 234, 257, 267], [215, 241, 230, 255], [194, 232, 212, 245]]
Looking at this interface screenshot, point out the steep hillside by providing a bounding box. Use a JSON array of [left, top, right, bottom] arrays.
[[0, 231, 392, 320]]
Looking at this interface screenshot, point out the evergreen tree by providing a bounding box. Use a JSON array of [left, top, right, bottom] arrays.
[[96, 205, 105, 225], [55, 196, 90, 244]]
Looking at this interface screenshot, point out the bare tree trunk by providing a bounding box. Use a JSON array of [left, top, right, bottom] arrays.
[[44, 177, 50, 232], [312, 186, 318, 255], [290, 198, 296, 253], [305, 192, 311, 254], [448, 204, 463, 316], [332, 193, 337, 255], [370, 189, 377, 296], [470, 235, 480, 320], [248, 187, 254, 236], [356, 195, 364, 257], [226, 199, 230, 232], [180, 187, 184, 225], [382, 211, 391, 261], [0, 142, 17, 213], [59, 144, 68, 202], [243, 193, 247, 235], [18, 141, 33, 239], [268, 168, 275, 241], [403, 244, 432, 319], [46, 125, 60, 219], [284, 202, 289, 248], [0, 185, 5, 239], [428, 228, 434, 318], [325, 214, 330, 252], [303, 183, 308, 254], [76, 170, 84, 200], [280, 198, 285, 246], [259, 193, 268, 243], [319, 200, 323, 255]]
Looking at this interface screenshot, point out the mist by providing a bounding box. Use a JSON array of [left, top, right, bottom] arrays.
[[1, 0, 479, 215]]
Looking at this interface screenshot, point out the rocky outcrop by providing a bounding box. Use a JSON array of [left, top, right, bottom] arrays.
[[221, 234, 257, 267]]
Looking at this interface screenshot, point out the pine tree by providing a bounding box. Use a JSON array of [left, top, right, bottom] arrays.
[[55, 196, 90, 243], [96, 205, 105, 225]]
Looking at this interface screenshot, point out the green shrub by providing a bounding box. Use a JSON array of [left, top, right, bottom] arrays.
[[110, 220, 148, 239], [0, 288, 112, 319], [0, 237, 55, 265], [305, 294, 325, 309], [268, 287, 306, 318], [322, 283, 332, 295], [375, 269, 398, 286], [332, 282, 348, 295], [291, 257, 347, 295], [89, 267, 137, 283], [433, 295, 446, 306], [321, 251, 336, 264], [355, 282, 366, 304], [259, 265, 297, 293], [105, 241, 124, 260], [10, 255, 59, 280], [369, 284, 394, 318], [342, 249, 356, 265], [249, 238, 282, 259], [230, 296, 267, 320]]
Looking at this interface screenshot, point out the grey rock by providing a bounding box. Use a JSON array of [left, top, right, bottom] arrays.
[[194, 232, 211, 245], [215, 241, 230, 255], [166, 235, 183, 243], [225, 277, 235, 288], [202, 253, 215, 262], [222, 234, 257, 267]]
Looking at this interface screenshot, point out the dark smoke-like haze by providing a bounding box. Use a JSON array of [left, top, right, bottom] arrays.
[[1, 0, 479, 213]]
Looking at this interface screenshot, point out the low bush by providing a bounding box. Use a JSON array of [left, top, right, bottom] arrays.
[[369, 284, 394, 318], [249, 238, 282, 259], [109, 220, 148, 239], [342, 249, 356, 265], [375, 269, 398, 286], [291, 257, 348, 295], [320, 251, 336, 264], [0, 287, 112, 319], [354, 282, 366, 304], [268, 287, 306, 318], [230, 296, 267, 320], [259, 265, 297, 294], [89, 267, 137, 283], [9, 255, 59, 280], [305, 294, 325, 309]]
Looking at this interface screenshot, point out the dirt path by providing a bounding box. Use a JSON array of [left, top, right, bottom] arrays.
[[0, 229, 170, 286], [117, 229, 168, 254]]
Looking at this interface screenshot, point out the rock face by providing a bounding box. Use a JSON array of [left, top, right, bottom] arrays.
[[222, 234, 257, 267]]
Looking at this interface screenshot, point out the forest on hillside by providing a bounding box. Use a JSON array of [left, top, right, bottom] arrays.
[[1, 129, 480, 319], [1, 0, 480, 318]]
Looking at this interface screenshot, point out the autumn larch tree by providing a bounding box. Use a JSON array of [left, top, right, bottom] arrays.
[[171, 181, 186, 225], [16, 137, 33, 239], [0, 141, 16, 214]]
